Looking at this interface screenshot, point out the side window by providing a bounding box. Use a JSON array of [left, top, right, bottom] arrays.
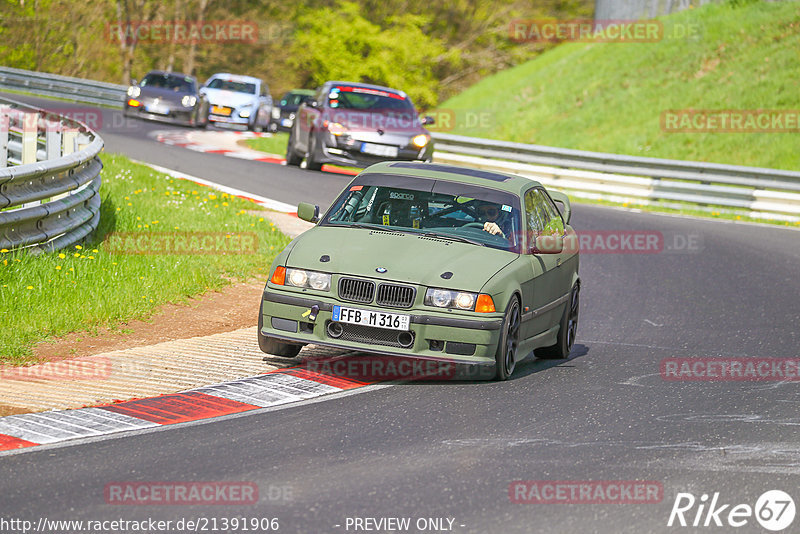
[[524, 189, 545, 241], [541, 192, 565, 236]]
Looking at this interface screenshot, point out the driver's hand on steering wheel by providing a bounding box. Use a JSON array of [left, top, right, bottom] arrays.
[[483, 221, 505, 237]]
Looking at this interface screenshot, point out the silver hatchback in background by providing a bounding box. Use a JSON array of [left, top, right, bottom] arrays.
[[201, 73, 272, 131]]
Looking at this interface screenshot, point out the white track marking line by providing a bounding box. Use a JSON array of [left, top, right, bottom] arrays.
[[131, 159, 297, 213]]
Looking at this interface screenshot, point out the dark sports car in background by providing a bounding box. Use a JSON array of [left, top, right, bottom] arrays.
[[286, 81, 435, 171], [268, 89, 315, 133], [124, 70, 209, 127], [258, 161, 580, 380]]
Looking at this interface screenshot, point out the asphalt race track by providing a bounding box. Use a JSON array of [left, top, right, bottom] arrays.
[[3, 93, 800, 533]]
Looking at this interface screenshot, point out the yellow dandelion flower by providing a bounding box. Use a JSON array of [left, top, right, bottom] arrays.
[[26, 285, 33, 290], [0, 248, 8, 253], [75, 245, 83, 250], [258, 218, 264, 222], [127, 202, 132, 206], [2, 259, 6, 266], [55, 265, 62, 270], [124, 196, 130, 200], [88, 256, 95, 259], [58, 253, 66, 259], [151, 220, 159, 224], [222, 202, 228, 206], [192, 191, 198, 195], [92, 249, 98, 253], [136, 216, 141, 221], [73, 252, 80, 257], [112, 262, 118, 266], [165, 192, 171, 196]]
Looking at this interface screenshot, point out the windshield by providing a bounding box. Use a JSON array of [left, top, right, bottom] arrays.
[[206, 78, 257, 94], [281, 92, 313, 106], [140, 73, 194, 93], [328, 86, 414, 111], [322, 181, 521, 252]]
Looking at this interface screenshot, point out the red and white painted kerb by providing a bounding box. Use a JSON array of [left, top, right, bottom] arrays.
[[0, 367, 368, 453], [152, 130, 286, 164]]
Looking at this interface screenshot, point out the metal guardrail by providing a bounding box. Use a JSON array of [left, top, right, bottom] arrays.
[[431, 133, 800, 221], [1, 67, 797, 222], [0, 96, 104, 253], [0, 66, 126, 108]]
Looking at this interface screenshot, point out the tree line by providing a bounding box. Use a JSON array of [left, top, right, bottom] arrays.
[[0, 0, 592, 108]]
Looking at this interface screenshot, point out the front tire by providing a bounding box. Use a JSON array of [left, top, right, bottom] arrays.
[[495, 297, 521, 380], [285, 128, 302, 166], [257, 312, 302, 358], [535, 282, 579, 360], [305, 133, 323, 171]]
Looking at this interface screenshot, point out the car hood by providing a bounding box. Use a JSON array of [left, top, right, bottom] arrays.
[[203, 88, 257, 108], [139, 86, 189, 103], [328, 109, 428, 137], [285, 226, 516, 292]]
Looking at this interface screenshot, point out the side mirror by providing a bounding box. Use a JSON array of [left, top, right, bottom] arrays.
[[420, 115, 435, 126], [548, 190, 572, 225], [297, 202, 320, 223], [532, 235, 563, 254]]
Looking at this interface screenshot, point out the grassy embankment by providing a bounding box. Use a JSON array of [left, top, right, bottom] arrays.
[[429, 0, 800, 224], [0, 154, 291, 364]]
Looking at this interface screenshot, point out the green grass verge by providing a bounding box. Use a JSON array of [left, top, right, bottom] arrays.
[[0, 154, 291, 365], [433, 0, 800, 171], [245, 133, 289, 156]]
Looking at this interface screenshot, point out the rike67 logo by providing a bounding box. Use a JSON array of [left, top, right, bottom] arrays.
[[668, 490, 795, 531]]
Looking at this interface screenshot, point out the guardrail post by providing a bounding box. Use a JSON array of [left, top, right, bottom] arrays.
[[21, 111, 38, 164], [0, 105, 8, 168], [46, 119, 61, 160], [62, 130, 78, 156]]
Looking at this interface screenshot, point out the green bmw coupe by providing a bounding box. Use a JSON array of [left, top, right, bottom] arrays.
[[258, 161, 580, 380]]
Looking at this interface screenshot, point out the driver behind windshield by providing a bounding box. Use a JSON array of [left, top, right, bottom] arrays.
[[475, 200, 511, 239]]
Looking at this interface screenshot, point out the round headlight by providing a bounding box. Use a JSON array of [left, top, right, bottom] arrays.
[[431, 289, 452, 308], [127, 86, 141, 98], [181, 95, 197, 107], [454, 292, 475, 310], [288, 269, 308, 287], [308, 272, 329, 291], [412, 134, 429, 148], [271, 107, 281, 119]]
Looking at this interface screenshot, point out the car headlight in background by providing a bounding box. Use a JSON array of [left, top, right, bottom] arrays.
[[285, 268, 331, 291], [324, 121, 347, 136], [181, 95, 197, 107], [127, 86, 141, 98], [271, 107, 281, 119], [412, 134, 430, 148], [239, 107, 252, 118]]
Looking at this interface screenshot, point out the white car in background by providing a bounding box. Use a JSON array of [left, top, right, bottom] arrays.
[[201, 73, 272, 131]]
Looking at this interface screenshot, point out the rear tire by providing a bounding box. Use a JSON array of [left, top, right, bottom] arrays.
[[535, 282, 579, 360], [257, 312, 302, 358], [285, 128, 303, 166], [494, 297, 521, 380]]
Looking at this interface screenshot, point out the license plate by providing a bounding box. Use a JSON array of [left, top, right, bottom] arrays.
[[360, 143, 398, 158], [145, 104, 168, 115], [281, 118, 293, 127], [333, 305, 410, 331], [211, 105, 232, 116]]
